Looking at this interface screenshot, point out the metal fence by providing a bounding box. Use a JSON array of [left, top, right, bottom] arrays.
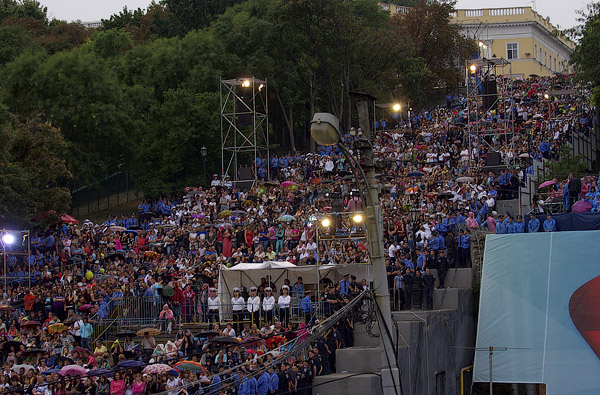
[[71, 171, 139, 217], [90, 293, 336, 342]]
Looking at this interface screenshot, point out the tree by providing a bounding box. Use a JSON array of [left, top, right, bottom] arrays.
[[162, 0, 242, 35], [0, 24, 39, 64], [134, 89, 220, 195], [545, 145, 587, 182], [0, 108, 71, 228], [569, 3, 600, 105], [391, 0, 476, 105]]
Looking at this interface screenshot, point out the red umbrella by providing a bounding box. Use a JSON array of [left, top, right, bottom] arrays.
[[60, 214, 79, 224], [78, 304, 93, 312]]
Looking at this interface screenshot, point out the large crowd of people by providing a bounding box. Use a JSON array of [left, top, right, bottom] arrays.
[[0, 74, 598, 394]]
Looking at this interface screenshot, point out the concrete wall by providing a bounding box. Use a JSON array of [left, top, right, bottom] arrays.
[[394, 289, 476, 395]]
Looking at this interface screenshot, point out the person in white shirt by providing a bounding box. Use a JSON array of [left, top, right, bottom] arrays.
[[278, 285, 292, 327], [247, 287, 261, 327], [207, 288, 220, 323], [262, 287, 275, 324], [231, 288, 245, 334], [222, 322, 235, 337], [166, 372, 181, 395]]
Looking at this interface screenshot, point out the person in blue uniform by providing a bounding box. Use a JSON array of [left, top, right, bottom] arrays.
[[528, 213, 540, 233], [514, 215, 525, 233], [543, 213, 557, 232]]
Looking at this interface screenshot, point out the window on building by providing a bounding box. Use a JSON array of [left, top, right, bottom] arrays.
[[554, 58, 557, 72], [549, 55, 552, 70], [534, 44, 538, 60], [539, 47, 543, 62], [544, 51, 547, 66], [506, 43, 518, 60]]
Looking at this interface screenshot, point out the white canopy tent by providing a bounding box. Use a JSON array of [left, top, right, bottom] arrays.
[[217, 261, 371, 318]]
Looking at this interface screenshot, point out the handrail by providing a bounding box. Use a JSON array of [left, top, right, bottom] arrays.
[[92, 307, 128, 345]]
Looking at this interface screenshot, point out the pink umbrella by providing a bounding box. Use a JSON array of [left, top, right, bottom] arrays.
[[281, 181, 296, 188], [142, 363, 173, 375], [538, 179, 557, 189], [78, 304, 93, 312], [59, 365, 87, 377], [572, 200, 592, 213]]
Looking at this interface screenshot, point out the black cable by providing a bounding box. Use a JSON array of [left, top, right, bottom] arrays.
[[371, 293, 402, 395]]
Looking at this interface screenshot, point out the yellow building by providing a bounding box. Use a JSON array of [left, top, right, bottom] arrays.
[[450, 7, 575, 78]]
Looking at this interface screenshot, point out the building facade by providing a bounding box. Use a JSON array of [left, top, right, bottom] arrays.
[[450, 7, 574, 78]]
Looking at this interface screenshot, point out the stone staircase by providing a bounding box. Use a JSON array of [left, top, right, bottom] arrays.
[[312, 268, 475, 395]]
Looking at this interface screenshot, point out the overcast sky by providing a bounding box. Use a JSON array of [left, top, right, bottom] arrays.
[[41, 0, 586, 29]]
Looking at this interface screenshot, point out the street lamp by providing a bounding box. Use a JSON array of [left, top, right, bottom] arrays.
[[310, 112, 400, 395], [200, 146, 208, 187], [1, 232, 15, 295], [352, 213, 363, 223], [409, 208, 420, 266], [392, 103, 401, 113]]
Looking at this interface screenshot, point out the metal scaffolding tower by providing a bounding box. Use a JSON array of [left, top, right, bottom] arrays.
[[464, 57, 516, 168], [220, 77, 269, 187]]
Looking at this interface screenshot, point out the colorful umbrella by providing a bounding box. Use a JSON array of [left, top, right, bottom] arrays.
[[217, 210, 232, 219], [48, 323, 67, 334], [572, 200, 592, 213], [174, 361, 207, 374], [136, 328, 161, 337], [109, 226, 127, 232], [266, 336, 287, 348], [59, 365, 87, 377], [281, 181, 297, 188], [278, 215, 295, 222], [538, 179, 557, 189], [20, 321, 42, 328], [142, 364, 173, 375], [78, 304, 94, 312], [456, 176, 474, 183]]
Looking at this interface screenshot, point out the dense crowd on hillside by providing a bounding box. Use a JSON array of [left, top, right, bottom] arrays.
[[0, 74, 597, 393]]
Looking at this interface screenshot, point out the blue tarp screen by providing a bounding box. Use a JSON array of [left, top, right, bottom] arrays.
[[474, 231, 600, 394]]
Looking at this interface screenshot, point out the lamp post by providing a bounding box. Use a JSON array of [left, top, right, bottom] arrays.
[[1, 232, 15, 296], [310, 112, 401, 395], [408, 208, 420, 272], [200, 146, 208, 187]]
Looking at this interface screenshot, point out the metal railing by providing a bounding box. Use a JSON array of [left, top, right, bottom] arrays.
[[86, 293, 351, 340]]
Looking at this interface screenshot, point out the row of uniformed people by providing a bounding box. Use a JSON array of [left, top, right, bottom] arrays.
[[229, 285, 293, 332]]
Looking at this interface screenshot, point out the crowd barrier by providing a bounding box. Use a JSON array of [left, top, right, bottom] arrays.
[[90, 294, 342, 342]]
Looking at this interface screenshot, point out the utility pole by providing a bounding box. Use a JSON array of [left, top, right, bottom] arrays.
[[353, 92, 400, 395]]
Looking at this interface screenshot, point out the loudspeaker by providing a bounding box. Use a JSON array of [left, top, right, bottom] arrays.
[[486, 152, 502, 166], [236, 96, 253, 126], [239, 167, 253, 180], [482, 79, 498, 110]]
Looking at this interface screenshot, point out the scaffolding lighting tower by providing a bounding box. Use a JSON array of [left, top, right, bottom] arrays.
[[220, 77, 269, 188]]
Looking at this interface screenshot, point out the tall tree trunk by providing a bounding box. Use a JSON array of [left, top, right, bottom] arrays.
[[309, 74, 316, 152], [274, 88, 296, 152]]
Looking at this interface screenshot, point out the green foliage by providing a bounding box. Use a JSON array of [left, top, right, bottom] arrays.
[[0, 0, 48, 25], [0, 0, 473, 223], [569, 3, 600, 86], [91, 29, 133, 58], [0, 107, 71, 228], [0, 24, 38, 64], [391, 0, 476, 105], [545, 145, 587, 182]]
